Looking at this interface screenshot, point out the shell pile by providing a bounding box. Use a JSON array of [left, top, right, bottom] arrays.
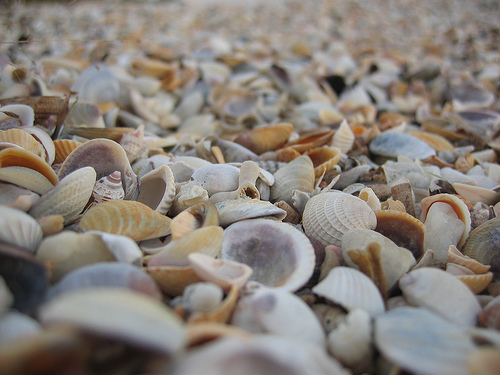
[[1, 0, 500, 374]]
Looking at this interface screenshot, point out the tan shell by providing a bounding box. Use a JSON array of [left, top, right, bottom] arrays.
[[0, 166, 54, 195], [187, 284, 239, 325], [410, 131, 455, 152], [79, 200, 172, 241], [91, 170, 124, 204], [171, 201, 219, 240], [0, 206, 43, 253], [37, 214, 64, 238], [283, 128, 335, 153], [330, 119, 355, 153], [305, 146, 341, 179], [0, 129, 44, 158], [452, 183, 500, 206], [53, 139, 82, 165], [215, 198, 286, 227], [29, 166, 96, 224], [63, 126, 134, 142], [0, 147, 58, 185], [270, 155, 315, 206], [137, 165, 176, 215], [461, 217, 500, 275], [169, 184, 209, 216], [456, 272, 493, 294], [358, 187, 381, 211], [120, 124, 145, 162], [447, 245, 491, 274], [303, 191, 377, 248], [146, 265, 203, 296], [467, 348, 500, 375], [233, 123, 293, 155]]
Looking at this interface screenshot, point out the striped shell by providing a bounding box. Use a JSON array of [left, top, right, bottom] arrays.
[[302, 191, 377, 248], [270, 155, 315, 206], [0, 129, 45, 158], [330, 119, 355, 153], [0, 147, 58, 185], [92, 170, 125, 204], [53, 139, 82, 165], [0, 205, 43, 253], [233, 123, 294, 155], [461, 217, 500, 275], [0, 166, 54, 195]]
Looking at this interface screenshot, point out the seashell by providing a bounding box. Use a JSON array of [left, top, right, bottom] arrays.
[[36, 214, 65, 238], [399, 267, 481, 327], [461, 217, 500, 276], [64, 102, 104, 127], [447, 245, 491, 274], [130, 57, 177, 78], [275, 146, 301, 162], [120, 124, 145, 162], [29, 166, 96, 224], [79, 200, 172, 241], [0, 166, 54, 195], [283, 128, 335, 153], [146, 264, 203, 296], [0, 104, 35, 127], [358, 187, 381, 211], [86, 230, 143, 266], [369, 132, 436, 160], [0, 311, 42, 343], [179, 282, 224, 315], [453, 182, 500, 206], [137, 165, 175, 215], [467, 347, 500, 375], [188, 164, 240, 196], [0, 147, 58, 185], [274, 200, 301, 224], [91, 170, 124, 205], [305, 146, 341, 179], [341, 229, 416, 294], [230, 287, 325, 346], [0, 183, 39, 212], [209, 161, 261, 203], [171, 201, 219, 240], [196, 136, 260, 164], [420, 193, 471, 248], [215, 198, 286, 227], [38, 288, 186, 354], [302, 190, 377, 248], [63, 126, 135, 142], [0, 129, 44, 158], [270, 155, 315, 206], [0, 206, 43, 253], [313, 267, 385, 316], [456, 272, 493, 294], [58, 138, 139, 200], [375, 209, 426, 261], [47, 262, 162, 301], [211, 86, 257, 125], [327, 308, 373, 374], [71, 65, 120, 105], [220, 219, 315, 292], [330, 119, 355, 153], [233, 123, 293, 155], [169, 184, 209, 216], [186, 285, 239, 325], [0, 276, 13, 315], [185, 321, 252, 348], [147, 226, 223, 267], [188, 253, 253, 291], [380, 198, 407, 211], [410, 131, 454, 152], [479, 296, 500, 330], [53, 139, 82, 165], [375, 307, 476, 375], [18, 125, 55, 165], [390, 178, 415, 217]]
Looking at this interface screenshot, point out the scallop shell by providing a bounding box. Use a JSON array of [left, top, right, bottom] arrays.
[[399, 267, 481, 327], [331, 119, 355, 153], [91, 170, 124, 204], [220, 219, 315, 292], [215, 198, 286, 227], [58, 138, 139, 200], [0, 129, 44, 158], [0, 206, 43, 253], [53, 139, 82, 165], [233, 123, 293, 155], [79, 200, 172, 241], [0, 166, 54, 195], [302, 191, 377, 248], [315, 266, 385, 316], [137, 165, 176, 215], [0, 147, 58, 185], [461, 217, 500, 275], [38, 288, 186, 354], [270, 155, 315, 206], [29, 166, 96, 224], [19, 126, 55, 165], [447, 245, 491, 274]]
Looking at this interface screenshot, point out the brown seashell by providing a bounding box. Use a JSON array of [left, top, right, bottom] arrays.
[[146, 265, 203, 296], [233, 123, 293, 155], [53, 139, 82, 165], [461, 218, 500, 276], [0, 147, 58, 185], [63, 126, 134, 142], [305, 146, 341, 179], [447, 245, 491, 274], [375, 209, 425, 261], [130, 58, 177, 78], [0, 166, 54, 195], [284, 128, 335, 153], [79, 200, 172, 241], [274, 200, 301, 224], [0, 129, 44, 158], [275, 147, 301, 162]]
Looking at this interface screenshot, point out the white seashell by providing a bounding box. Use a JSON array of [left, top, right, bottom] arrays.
[[65, 101, 104, 127], [188, 164, 240, 196], [399, 267, 481, 327], [220, 219, 315, 292], [313, 267, 385, 316], [375, 307, 476, 375], [71, 65, 120, 105], [215, 198, 286, 227], [180, 282, 224, 313], [453, 182, 500, 206], [19, 125, 55, 165], [137, 165, 176, 215], [331, 119, 354, 153], [302, 191, 377, 248], [270, 155, 315, 206], [358, 187, 381, 211], [0, 205, 43, 253], [85, 230, 143, 266], [91, 170, 124, 204], [169, 184, 209, 216], [0, 311, 41, 343], [0, 104, 35, 127], [0, 276, 13, 316], [231, 287, 326, 347]]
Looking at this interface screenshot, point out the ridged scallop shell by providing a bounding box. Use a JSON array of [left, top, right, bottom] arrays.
[[171, 201, 219, 240], [456, 272, 493, 294], [399, 267, 481, 327], [331, 119, 355, 153], [0, 147, 58, 185], [461, 217, 500, 275], [313, 267, 385, 316], [29, 166, 96, 224], [221, 219, 315, 292], [19, 126, 56, 165], [215, 198, 286, 227], [137, 165, 175, 215], [53, 139, 82, 165], [120, 125, 145, 162], [447, 245, 491, 274], [0, 206, 43, 253], [58, 138, 139, 200], [233, 123, 293, 155], [302, 191, 377, 248], [79, 200, 172, 241], [91, 170, 124, 204], [270, 155, 315, 206], [0, 166, 54, 194], [0, 129, 44, 158], [38, 288, 186, 354]]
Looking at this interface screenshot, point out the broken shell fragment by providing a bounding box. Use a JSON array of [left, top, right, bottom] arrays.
[[233, 123, 293, 155]]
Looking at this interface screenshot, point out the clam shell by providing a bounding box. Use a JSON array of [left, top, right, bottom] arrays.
[[215, 198, 286, 227], [369, 132, 436, 159], [171, 201, 219, 240], [270, 155, 315, 206], [29, 166, 96, 224], [188, 164, 240, 196], [0, 166, 54, 195], [461, 217, 500, 275], [305, 146, 341, 179], [0, 129, 44, 158], [91, 170, 124, 204], [137, 165, 176, 215], [233, 123, 293, 155], [53, 139, 82, 165], [312, 267, 385, 316], [220, 219, 315, 292], [79, 200, 172, 241], [399, 267, 481, 327], [38, 288, 186, 354], [447, 245, 491, 274], [18, 126, 55, 165], [0, 104, 34, 127], [0, 206, 43, 253], [303, 191, 377, 248], [0, 147, 58, 185]]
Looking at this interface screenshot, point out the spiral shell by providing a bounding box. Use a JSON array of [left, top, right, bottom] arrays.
[[303, 191, 377, 248], [92, 170, 125, 204]]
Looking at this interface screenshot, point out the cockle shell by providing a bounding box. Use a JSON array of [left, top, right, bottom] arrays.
[[220, 219, 315, 292], [79, 200, 172, 241], [233, 123, 294, 155], [53, 139, 82, 165], [0, 206, 43, 253], [0, 129, 45, 158], [302, 190, 377, 248], [0, 147, 58, 185], [91, 170, 124, 204], [0, 166, 54, 195], [215, 198, 286, 227], [461, 217, 500, 276], [399, 267, 481, 327], [312, 267, 385, 316], [38, 288, 186, 354], [137, 165, 176, 215], [270, 155, 315, 206], [29, 166, 96, 224]]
